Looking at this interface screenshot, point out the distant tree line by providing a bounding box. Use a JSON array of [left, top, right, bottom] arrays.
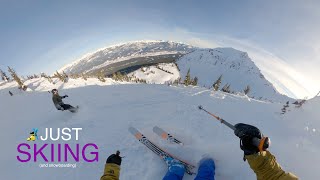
[[1, 65, 251, 96], [155, 65, 174, 74]]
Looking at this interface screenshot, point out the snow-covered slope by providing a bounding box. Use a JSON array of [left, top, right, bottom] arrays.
[[0, 77, 130, 95], [59, 41, 195, 75], [129, 63, 179, 84], [0, 81, 318, 180], [177, 48, 291, 102]]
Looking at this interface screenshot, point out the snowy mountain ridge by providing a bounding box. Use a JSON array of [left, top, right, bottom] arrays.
[[59, 40, 195, 75], [177, 48, 290, 102], [56, 40, 292, 102]]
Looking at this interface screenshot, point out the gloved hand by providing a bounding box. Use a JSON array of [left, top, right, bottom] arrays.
[[234, 123, 262, 155], [106, 151, 122, 166], [63, 95, 68, 98]]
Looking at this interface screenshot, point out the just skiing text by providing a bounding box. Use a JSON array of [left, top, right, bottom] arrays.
[[17, 128, 99, 163]]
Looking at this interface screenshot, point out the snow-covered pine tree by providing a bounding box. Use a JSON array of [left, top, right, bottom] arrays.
[[81, 73, 88, 81], [62, 71, 69, 81], [47, 76, 53, 84], [184, 68, 191, 85], [284, 101, 289, 108], [212, 75, 222, 91], [111, 72, 118, 81], [40, 73, 47, 78], [221, 83, 231, 93], [0, 69, 10, 81], [116, 72, 123, 81], [281, 101, 290, 114], [192, 76, 198, 86], [173, 77, 181, 85], [244, 85, 251, 95], [7, 66, 27, 90], [97, 70, 106, 82], [54, 71, 68, 83]]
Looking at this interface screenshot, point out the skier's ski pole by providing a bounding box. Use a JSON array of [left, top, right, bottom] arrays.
[[198, 105, 270, 152], [198, 105, 236, 130]]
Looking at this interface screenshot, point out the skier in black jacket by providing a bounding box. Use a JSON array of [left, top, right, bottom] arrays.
[[51, 89, 78, 112]]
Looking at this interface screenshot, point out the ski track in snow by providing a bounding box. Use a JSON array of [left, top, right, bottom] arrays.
[[0, 80, 319, 179]]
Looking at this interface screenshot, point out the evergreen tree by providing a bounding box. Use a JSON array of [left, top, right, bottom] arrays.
[[97, 71, 106, 82], [46, 76, 53, 84], [116, 72, 123, 81], [192, 76, 198, 86], [221, 84, 228, 92], [226, 84, 231, 93], [62, 71, 69, 80], [184, 68, 191, 85], [173, 77, 181, 85], [122, 72, 128, 81], [212, 75, 222, 91], [221, 83, 230, 93], [280, 101, 291, 114], [81, 73, 87, 81], [40, 73, 47, 78], [295, 99, 306, 108], [284, 101, 289, 108], [8, 66, 27, 90], [244, 85, 251, 95], [281, 101, 290, 114], [0, 69, 9, 81], [54, 71, 68, 82], [111, 72, 118, 81]]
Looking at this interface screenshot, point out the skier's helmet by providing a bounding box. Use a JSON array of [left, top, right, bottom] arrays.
[[51, 89, 58, 93]]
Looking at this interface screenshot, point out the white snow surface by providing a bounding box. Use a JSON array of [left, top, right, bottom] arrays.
[[129, 63, 180, 84], [177, 48, 291, 103], [0, 80, 318, 180]]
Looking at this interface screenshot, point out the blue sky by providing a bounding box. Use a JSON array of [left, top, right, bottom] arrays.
[[0, 0, 319, 98]]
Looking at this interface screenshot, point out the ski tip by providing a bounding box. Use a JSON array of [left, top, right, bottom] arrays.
[[152, 126, 161, 132], [128, 127, 143, 140], [128, 127, 138, 134], [153, 126, 165, 133]]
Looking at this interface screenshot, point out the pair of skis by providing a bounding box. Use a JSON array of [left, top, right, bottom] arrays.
[[129, 126, 195, 175]]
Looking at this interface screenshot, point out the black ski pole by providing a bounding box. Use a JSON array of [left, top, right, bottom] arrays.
[[198, 105, 270, 152]]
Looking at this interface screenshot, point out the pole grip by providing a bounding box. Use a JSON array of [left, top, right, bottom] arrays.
[[251, 137, 260, 147], [251, 137, 270, 151]]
